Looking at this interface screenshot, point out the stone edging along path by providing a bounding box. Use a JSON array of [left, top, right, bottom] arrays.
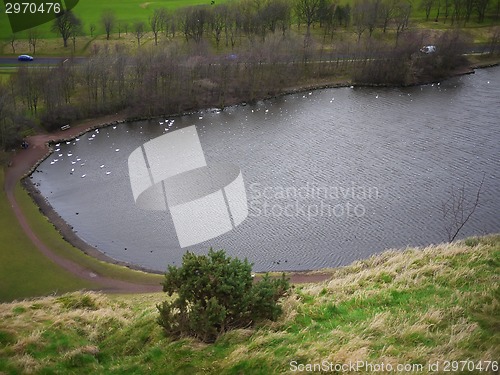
[[4, 113, 333, 292]]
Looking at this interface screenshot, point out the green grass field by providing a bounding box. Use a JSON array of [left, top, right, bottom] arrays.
[[0, 235, 498, 374], [0, 0, 231, 41]]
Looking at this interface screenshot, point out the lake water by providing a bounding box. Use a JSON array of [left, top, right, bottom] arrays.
[[32, 67, 500, 272]]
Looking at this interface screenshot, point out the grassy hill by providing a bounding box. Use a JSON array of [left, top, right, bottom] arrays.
[[1, 235, 498, 374]]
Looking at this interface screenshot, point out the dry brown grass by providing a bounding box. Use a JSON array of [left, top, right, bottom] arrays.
[[0, 235, 498, 374]]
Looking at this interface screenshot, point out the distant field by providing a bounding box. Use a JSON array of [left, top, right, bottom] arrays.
[[0, 0, 231, 40]]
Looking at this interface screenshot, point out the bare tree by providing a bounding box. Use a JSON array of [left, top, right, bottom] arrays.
[[101, 10, 116, 40], [262, 0, 292, 35], [0, 83, 16, 150], [210, 4, 227, 49], [393, 0, 412, 44], [488, 26, 500, 54], [71, 20, 83, 52], [134, 21, 146, 46], [380, 0, 395, 32], [352, 0, 369, 42], [178, 5, 209, 43], [121, 21, 129, 36], [275, 0, 293, 35], [26, 29, 39, 54], [225, 3, 240, 48], [443, 0, 451, 22], [334, 4, 351, 28], [442, 174, 484, 242], [421, 0, 435, 20], [475, 0, 490, 22], [366, 0, 381, 37], [57, 64, 76, 104], [169, 15, 177, 38], [111, 52, 128, 104], [9, 34, 17, 54], [317, 0, 332, 28], [435, 0, 441, 20], [451, 0, 464, 25], [461, 0, 475, 24], [90, 24, 96, 37], [15, 67, 43, 114], [150, 8, 166, 45], [295, 0, 321, 37], [52, 10, 82, 48]]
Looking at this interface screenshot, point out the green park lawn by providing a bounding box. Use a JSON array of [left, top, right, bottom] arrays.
[[0, 0, 230, 41]]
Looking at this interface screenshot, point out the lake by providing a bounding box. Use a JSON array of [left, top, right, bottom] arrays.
[[32, 67, 500, 272]]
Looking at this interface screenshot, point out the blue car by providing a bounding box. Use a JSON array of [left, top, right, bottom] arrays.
[[18, 55, 34, 61]]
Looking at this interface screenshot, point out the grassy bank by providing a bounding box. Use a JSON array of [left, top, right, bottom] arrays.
[[0, 167, 162, 302], [14, 180, 163, 286], [0, 170, 94, 302], [0, 235, 498, 374]]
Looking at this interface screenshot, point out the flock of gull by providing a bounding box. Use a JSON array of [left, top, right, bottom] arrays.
[[48, 127, 117, 178], [48, 119, 180, 179], [159, 118, 175, 131]]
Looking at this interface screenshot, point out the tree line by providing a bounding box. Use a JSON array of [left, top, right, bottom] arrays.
[[0, 27, 483, 147], [6, 0, 499, 55], [42, 0, 500, 51], [1, 0, 499, 150]]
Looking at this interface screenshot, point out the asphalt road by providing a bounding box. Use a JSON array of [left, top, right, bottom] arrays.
[[0, 44, 493, 67], [0, 56, 86, 65]]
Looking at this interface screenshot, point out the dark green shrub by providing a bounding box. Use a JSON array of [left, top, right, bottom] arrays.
[[157, 249, 289, 343]]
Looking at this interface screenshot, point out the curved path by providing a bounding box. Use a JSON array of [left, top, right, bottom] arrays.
[[4, 115, 333, 294]]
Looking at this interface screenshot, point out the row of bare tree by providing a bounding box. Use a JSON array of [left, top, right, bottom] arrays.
[[2, 28, 482, 137], [89, 0, 499, 45], [5, 35, 326, 132], [421, 0, 498, 24], [7, 0, 497, 54]]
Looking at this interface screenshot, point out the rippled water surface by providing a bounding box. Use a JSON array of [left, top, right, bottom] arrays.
[[33, 67, 500, 272]]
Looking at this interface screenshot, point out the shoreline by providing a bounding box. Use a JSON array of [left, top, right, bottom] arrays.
[[7, 61, 499, 280], [21, 178, 164, 275]]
